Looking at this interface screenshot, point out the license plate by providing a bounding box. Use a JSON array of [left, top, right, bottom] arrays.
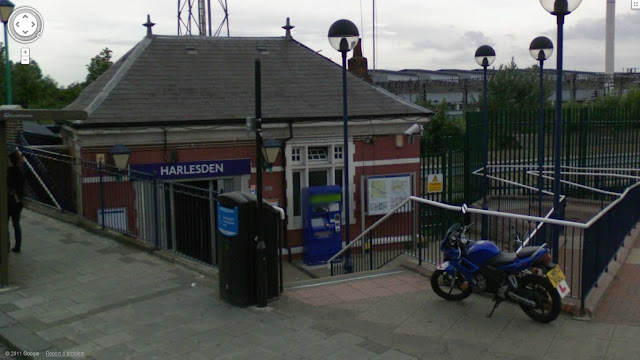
[[547, 266, 565, 287], [547, 265, 571, 298]]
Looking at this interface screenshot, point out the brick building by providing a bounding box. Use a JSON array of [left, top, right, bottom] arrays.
[[59, 23, 431, 261]]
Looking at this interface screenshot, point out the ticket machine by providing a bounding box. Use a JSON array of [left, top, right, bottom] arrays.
[[302, 186, 343, 265]]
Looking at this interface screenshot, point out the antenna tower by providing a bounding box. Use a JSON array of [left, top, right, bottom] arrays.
[[178, 0, 229, 36]]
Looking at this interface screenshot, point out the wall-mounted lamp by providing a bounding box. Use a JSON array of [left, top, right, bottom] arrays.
[[109, 143, 131, 171]]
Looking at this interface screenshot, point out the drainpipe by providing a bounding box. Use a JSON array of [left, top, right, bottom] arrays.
[[280, 121, 294, 262]]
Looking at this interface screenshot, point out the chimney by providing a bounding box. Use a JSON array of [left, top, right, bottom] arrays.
[[348, 39, 372, 83]]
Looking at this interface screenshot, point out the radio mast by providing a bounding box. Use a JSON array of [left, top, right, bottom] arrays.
[[178, 0, 229, 36]]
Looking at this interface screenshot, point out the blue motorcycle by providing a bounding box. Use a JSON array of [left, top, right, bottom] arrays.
[[431, 223, 566, 323]]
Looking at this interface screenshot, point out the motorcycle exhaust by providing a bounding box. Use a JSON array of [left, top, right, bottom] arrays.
[[507, 291, 537, 307]]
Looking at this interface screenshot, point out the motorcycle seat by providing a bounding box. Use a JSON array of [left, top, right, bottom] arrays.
[[516, 246, 543, 259], [487, 246, 544, 266], [487, 252, 517, 266]]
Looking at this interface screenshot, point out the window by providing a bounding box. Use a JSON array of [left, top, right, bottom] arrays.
[[288, 142, 351, 226], [307, 147, 328, 162], [309, 170, 328, 186], [334, 146, 343, 161], [291, 147, 302, 164], [334, 169, 343, 188], [293, 172, 301, 216]]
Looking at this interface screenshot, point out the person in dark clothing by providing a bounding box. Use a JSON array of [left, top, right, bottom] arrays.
[[7, 151, 25, 253]]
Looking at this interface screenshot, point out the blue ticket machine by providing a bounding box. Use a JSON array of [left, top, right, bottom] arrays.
[[302, 186, 343, 265]]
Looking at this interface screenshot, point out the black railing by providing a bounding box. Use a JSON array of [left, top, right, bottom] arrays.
[[582, 182, 640, 303], [329, 200, 417, 276], [14, 145, 224, 266]]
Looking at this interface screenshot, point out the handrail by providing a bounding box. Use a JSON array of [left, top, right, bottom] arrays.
[[272, 205, 285, 220], [326, 194, 581, 267], [517, 206, 555, 252], [526, 171, 623, 197], [326, 196, 422, 267], [23, 157, 62, 210]]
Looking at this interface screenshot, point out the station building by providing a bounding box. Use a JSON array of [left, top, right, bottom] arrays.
[[59, 21, 432, 260]]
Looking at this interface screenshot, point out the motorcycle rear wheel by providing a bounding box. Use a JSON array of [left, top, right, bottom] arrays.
[[518, 275, 561, 323], [430, 269, 472, 301]]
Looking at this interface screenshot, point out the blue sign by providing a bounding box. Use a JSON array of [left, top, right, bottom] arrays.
[[130, 159, 250, 180], [217, 203, 239, 237]]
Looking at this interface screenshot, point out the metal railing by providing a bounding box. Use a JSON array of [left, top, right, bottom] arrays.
[[13, 144, 288, 268], [329, 171, 640, 308], [328, 199, 421, 276]]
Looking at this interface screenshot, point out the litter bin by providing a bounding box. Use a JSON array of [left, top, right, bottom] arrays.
[[216, 192, 280, 307]]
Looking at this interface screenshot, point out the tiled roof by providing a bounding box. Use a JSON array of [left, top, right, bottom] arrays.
[[65, 35, 431, 126]]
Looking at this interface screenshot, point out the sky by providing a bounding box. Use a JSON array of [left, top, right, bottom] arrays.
[[9, 0, 640, 87]]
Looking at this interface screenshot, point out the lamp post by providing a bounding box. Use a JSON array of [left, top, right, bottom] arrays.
[[256, 136, 281, 308], [540, 0, 582, 262], [0, 0, 14, 104], [474, 45, 495, 239], [529, 36, 554, 219], [253, 58, 282, 307], [328, 19, 359, 270]]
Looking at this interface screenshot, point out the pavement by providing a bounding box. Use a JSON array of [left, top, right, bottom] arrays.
[[1, 209, 640, 360]]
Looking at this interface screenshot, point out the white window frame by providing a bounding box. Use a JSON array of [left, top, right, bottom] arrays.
[[333, 145, 343, 162], [291, 147, 302, 165], [286, 139, 354, 229]]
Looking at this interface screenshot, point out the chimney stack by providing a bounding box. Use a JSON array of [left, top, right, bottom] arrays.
[[348, 39, 372, 83]]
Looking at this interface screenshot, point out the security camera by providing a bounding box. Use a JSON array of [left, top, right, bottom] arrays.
[[404, 124, 423, 136]]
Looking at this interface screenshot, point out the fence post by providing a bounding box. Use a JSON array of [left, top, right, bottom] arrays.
[[153, 175, 160, 249], [99, 164, 105, 230], [463, 114, 471, 225]]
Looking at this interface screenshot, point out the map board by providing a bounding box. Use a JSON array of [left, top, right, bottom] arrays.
[[367, 174, 412, 215]]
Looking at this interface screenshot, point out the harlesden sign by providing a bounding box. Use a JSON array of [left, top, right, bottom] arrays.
[[130, 159, 251, 180]]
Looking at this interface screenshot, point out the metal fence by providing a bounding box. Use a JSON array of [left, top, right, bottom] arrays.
[[14, 144, 238, 267], [328, 200, 417, 276], [463, 106, 640, 203]]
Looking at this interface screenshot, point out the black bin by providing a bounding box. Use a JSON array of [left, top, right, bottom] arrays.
[[216, 192, 280, 307]]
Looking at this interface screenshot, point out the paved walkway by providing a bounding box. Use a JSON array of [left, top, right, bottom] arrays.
[[1, 209, 639, 359], [593, 233, 640, 325]]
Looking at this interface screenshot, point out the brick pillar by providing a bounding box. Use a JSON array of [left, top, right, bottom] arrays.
[[0, 105, 24, 144], [6, 119, 22, 144]]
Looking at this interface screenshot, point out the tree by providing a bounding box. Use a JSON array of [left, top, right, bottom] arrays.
[[485, 58, 553, 111], [423, 100, 465, 153], [85, 47, 113, 85]]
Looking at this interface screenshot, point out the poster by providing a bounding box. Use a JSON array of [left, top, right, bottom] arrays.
[[367, 174, 412, 215]]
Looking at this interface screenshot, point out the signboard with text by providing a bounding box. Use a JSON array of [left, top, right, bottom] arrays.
[[130, 159, 250, 180]]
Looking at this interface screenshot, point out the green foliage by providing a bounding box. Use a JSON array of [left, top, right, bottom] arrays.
[[485, 58, 553, 111], [580, 85, 640, 110], [0, 44, 113, 109], [623, 87, 640, 107], [85, 48, 113, 85], [423, 100, 465, 153]]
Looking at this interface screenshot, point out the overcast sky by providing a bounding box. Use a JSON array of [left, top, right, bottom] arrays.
[[12, 0, 640, 86]]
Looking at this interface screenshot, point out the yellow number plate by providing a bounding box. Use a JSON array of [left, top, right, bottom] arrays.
[[547, 265, 566, 288]]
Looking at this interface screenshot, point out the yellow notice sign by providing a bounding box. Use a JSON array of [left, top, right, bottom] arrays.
[[427, 173, 443, 193]]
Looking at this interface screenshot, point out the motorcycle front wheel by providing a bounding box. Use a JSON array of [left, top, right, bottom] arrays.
[[518, 275, 561, 323], [430, 269, 472, 301]]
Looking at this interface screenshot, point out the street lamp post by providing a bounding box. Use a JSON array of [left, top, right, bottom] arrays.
[[328, 19, 359, 271], [0, 0, 15, 104], [474, 45, 495, 240], [540, 0, 582, 262], [253, 58, 282, 307], [529, 36, 554, 218]]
